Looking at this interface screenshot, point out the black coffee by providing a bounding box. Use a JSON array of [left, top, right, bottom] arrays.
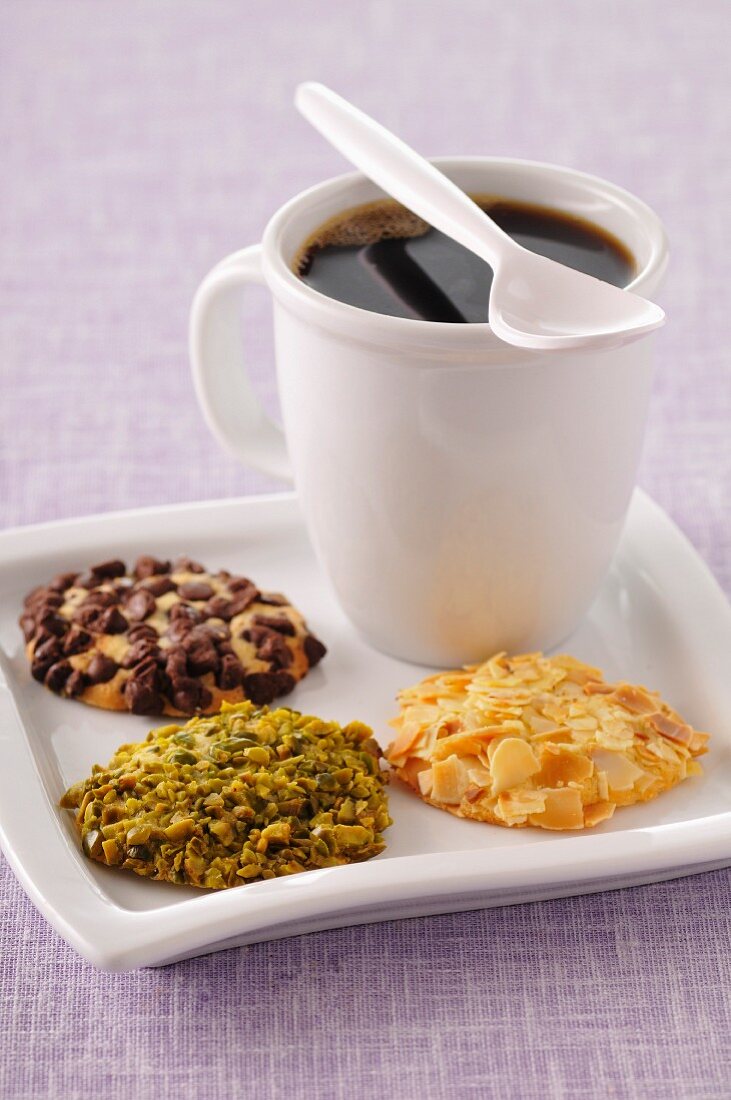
[[295, 197, 635, 323]]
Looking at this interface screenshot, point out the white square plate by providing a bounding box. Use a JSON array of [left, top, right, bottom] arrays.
[[0, 491, 729, 971]]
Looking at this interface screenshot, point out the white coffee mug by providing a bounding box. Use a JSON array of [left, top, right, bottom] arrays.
[[190, 158, 668, 666]]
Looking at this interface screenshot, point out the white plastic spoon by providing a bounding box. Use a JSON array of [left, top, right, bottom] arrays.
[[295, 82, 664, 350]]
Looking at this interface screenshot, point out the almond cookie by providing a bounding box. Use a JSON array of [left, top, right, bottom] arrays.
[[60, 701, 390, 889], [20, 555, 327, 716], [386, 652, 709, 831]]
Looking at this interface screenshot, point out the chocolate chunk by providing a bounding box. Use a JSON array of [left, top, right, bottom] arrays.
[[66, 669, 87, 697], [141, 575, 176, 597], [31, 636, 62, 681], [19, 614, 37, 642], [28, 590, 63, 612], [201, 595, 235, 621], [45, 660, 73, 692], [228, 576, 255, 593], [182, 629, 220, 675], [97, 607, 128, 634], [166, 620, 193, 644], [25, 588, 64, 615], [230, 588, 260, 616], [74, 571, 104, 590], [78, 589, 118, 610], [122, 652, 162, 714], [62, 625, 93, 655], [33, 626, 58, 648], [31, 657, 49, 683], [86, 654, 118, 684], [252, 613, 295, 636], [123, 678, 163, 715], [134, 555, 171, 579], [125, 588, 156, 622], [256, 631, 292, 669], [170, 677, 211, 714], [218, 654, 244, 690], [173, 556, 205, 574], [75, 602, 126, 633], [36, 607, 68, 636], [90, 559, 126, 579], [121, 639, 159, 669], [304, 634, 327, 668], [34, 635, 62, 664], [177, 581, 214, 602], [256, 592, 288, 606], [73, 604, 105, 630], [48, 571, 79, 593], [129, 655, 159, 688], [23, 585, 49, 608], [203, 622, 230, 642], [170, 602, 201, 623], [127, 622, 158, 644], [167, 603, 201, 642], [243, 671, 296, 706], [164, 645, 188, 679]]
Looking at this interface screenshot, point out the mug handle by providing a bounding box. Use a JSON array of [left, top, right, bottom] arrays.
[[189, 245, 294, 483]]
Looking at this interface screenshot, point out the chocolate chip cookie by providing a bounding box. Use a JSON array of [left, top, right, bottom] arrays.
[[20, 555, 327, 716]]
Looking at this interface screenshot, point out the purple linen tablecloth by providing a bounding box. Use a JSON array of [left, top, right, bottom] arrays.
[[1, 3, 729, 1097]]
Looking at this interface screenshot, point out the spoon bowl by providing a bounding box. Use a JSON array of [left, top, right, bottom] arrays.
[[491, 245, 665, 349], [295, 82, 665, 350]]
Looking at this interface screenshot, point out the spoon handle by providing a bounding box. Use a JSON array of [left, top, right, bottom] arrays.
[[295, 82, 513, 270]]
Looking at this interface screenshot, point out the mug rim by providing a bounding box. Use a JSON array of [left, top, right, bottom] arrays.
[[262, 156, 669, 352]]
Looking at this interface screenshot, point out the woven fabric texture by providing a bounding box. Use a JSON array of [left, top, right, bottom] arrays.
[[1, 3, 729, 1097]]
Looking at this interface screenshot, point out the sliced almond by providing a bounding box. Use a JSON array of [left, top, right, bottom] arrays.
[[689, 731, 710, 755], [466, 761, 493, 787], [611, 684, 657, 714], [464, 784, 485, 804], [584, 680, 614, 695], [497, 788, 546, 822], [397, 757, 431, 791], [536, 746, 593, 787], [552, 655, 603, 685], [648, 711, 695, 747], [584, 801, 616, 827], [417, 767, 434, 797], [431, 754, 470, 804], [490, 737, 540, 795], [529, 787, 584, 830], [431, 726, 506, 762], [387, 724, 422, 763], [526, 713, 562, 734], [592, 748, 647, 792]]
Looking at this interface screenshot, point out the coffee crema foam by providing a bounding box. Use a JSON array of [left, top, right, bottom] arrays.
[[295, 201, 431, 271]]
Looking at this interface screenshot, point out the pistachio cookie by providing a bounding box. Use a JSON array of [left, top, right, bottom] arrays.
[[61, 701, 390, 889], [387, 652, 709, 831], [20, 555, 327, 716]]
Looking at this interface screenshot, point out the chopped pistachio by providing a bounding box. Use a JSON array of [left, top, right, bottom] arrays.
[[126, 824, 151, 845], [101, 838, 121, 864], [244, 745, 271, 766], [82, 829, 103, 858], [61, 701, 390, 889], [164, 817, 196, 843]]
